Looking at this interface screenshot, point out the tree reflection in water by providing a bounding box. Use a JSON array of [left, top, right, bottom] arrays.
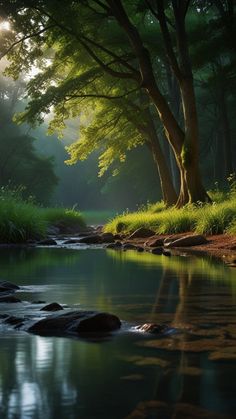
[[0, 248, 235, 418]]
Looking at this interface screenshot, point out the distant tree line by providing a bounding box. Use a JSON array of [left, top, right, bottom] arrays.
[[0, 74, 58, 204]]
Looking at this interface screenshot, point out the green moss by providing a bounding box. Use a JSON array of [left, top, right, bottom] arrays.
[[181, 142, 192, 168]]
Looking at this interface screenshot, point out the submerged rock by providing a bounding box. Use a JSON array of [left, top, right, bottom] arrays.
[[28, 310, 121, 336], [123, 243, 137, 250], [40, 302, 64, 311], [163, 249, 171, 257], [106, 241, 122, 249], [136, 246, 144, 252], [4, 315, 24, 327], [74, 312, 121, 333], [150, 247, 163, 255], [0, 281, 20, 292], [0, 295, 21, 303]]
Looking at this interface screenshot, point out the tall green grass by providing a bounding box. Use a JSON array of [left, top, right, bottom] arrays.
[[40, 207, 86, 231], [0, 187, 85, 243], [105, 198, 236, 236]]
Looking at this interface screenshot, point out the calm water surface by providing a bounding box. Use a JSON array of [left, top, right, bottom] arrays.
[[0, 247, 236, 419]]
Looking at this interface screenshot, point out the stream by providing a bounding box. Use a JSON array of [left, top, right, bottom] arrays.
[[0, 245, 236, 418]]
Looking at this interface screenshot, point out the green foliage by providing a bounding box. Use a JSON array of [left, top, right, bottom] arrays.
[[1, 0, 236, 209], [227, 220, 236, 234], [0, 1, 160, 179], [40, 207, 86, 230], [146, 201, 166, 213], [0, 187, 85, 243], [105, 195, 236, 236], [208, 187, 228, 203], [0, 187, 46, 242], [65, 97, 145, 176], [0, 75, 58, 204], [196, 202, 236, 235]]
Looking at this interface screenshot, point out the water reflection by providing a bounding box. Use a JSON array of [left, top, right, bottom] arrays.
[[0, 248, 235, 418]]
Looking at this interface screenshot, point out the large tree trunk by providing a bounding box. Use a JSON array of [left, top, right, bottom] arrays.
[[107, 0, 209, 206], [172, 2, 210, 204], [143, 106, 177, 205]]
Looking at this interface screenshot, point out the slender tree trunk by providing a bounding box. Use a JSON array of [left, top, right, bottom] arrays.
[[172, 1, 210, 205], [163, 59, 181, 192], [128, 94, 178, 206], [179, 78, 210, 204], [145, 129, 177, 206], [143, 107, 177, 205], [218, 85, 233, 176]]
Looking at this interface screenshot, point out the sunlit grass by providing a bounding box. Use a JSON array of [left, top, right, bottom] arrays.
[[196, 202, 236, 235], [226, 219, 236, 234], [105, 197, 236, 236]]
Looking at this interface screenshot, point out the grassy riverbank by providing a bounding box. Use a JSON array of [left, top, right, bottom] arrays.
[[105, 193, 236, 236], [0, 190, 85, 243]]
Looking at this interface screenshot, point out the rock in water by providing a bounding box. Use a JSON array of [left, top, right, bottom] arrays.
[[150, 247, 163, 255], [75, 313, 121, 333], [0, 281, 20, 292], [0, 295, 21, 303], [28, 311, 121, 336], [4, 316, 24, 327], [123, 243, 137, 250], [106, 241, 122, 249], [40, 302, 63, 311]]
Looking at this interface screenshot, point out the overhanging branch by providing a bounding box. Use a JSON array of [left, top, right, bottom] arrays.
[[65, 87, 139, 101]]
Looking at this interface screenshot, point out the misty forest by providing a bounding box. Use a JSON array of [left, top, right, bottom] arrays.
[[0, 1, 236, 419]]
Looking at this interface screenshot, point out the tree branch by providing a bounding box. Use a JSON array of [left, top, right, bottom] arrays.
[[65, 87, 139, 101], [78, 36, 136, 80], [31, 5, 139, 82], [145, 0, 175, 29], [156, 0, 182, 81], [0, 25, 55, 59], [92, 0, 110, 13], [80, 34, 138, 74]]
